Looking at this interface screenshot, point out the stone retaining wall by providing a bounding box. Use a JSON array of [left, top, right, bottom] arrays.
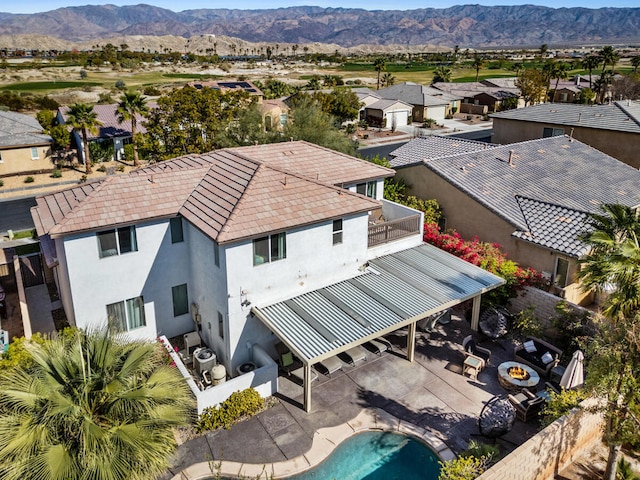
[[477, 398, 604, 480]]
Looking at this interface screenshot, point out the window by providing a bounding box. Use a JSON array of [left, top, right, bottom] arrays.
[[279, 113, 288, 127], [172, 284, 189, 317], [97, 226, 137, 258], [253, 232, 286, 265], [542, 127, 565, 138], [218, 311, 224, 339], [356, 181, 377, 199], [554, 258, 570, 288], [31, 147, 39, 160], [170, 217, 184, 243], [213, 242, 220, 267], [332, 219, 343, 245], [106, 296, 146, 331]]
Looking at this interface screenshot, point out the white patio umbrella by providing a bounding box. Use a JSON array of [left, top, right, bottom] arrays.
[[560, 350, 584, 390]]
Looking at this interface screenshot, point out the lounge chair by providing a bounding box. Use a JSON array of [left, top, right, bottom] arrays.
[[363, 337, 392, 356], [339, 345, 367, 366], [275, 341, 318, 383], [508, 390, 545, 422], [417, 308, 452, 332], [315, 355, 343, 377]]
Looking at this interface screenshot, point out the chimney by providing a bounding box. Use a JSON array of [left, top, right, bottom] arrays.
[[569, 128, 574, 141], [508, 149, 515, 166]]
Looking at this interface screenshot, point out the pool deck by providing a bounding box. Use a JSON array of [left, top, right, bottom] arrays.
[[162, 314, 541, 479]]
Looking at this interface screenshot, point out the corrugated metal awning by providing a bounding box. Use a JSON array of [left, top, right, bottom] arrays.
[[252, 243, 504, 364]]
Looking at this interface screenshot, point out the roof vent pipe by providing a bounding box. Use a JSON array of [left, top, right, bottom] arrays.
[[578, 112, 582, 123], [508, 149, 515, 166]]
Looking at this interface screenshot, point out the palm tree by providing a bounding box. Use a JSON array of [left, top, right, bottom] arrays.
[[539, 43, 549, 62], [581, 55, 600, 88], [578, 203, 640, 320], [577, 203, 640, 480], [117, 91, 149, 167], [373, 57, 386, 90], [66, 103, 101, 174], [550, 62, 569, 103], [598, 46, 619, 74], [432, 65, 453, 84], [381, 72, 395, 87], [0, 328, 193, 480], [471, 54, 484, 82], [631, 55, 640, 73]]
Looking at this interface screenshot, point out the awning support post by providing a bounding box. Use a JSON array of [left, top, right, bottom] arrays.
[[471, 295, 481, 332], [303, 363, 312, 413], [407, 321, 416, 362]]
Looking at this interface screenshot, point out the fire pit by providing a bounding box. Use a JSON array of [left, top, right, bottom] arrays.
[[498, 361, 540, 392]]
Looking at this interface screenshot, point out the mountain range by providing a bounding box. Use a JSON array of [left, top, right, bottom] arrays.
[[0, 4, 639, 48]]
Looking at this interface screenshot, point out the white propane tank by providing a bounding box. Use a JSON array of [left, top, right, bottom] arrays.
[[212, 364, 226, 385]]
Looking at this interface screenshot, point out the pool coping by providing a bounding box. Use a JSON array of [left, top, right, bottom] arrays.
[[172, 407, 456, 479]]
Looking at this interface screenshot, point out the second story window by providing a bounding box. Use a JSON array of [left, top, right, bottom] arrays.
[[332, 219, 343, 245], [31, 147, 39, 160], [97, 226, 137, 258], [253, 232, 286, 265], [356, 181, 377, 199], [170, 217, 184, 243]]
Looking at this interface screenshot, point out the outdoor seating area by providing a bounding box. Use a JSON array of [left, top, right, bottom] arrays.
[[513, 336, 563, 377]]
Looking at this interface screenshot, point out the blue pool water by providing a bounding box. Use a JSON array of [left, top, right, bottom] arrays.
[[221, 431, 441, 480]]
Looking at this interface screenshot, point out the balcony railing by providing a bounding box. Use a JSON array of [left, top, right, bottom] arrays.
[[368, 214, 422, 247]]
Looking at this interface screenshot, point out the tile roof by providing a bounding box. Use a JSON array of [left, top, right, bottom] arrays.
[[188, 80, 263, 97], [512, 197, 590, 257], [365, 98, 413, 111], [388, 136, 494, 168], [491, 101, 640, 134], [432, 82, 521, 100], [0, 111, 52, 148], [419, 136, 640, 253], [59, 104, 149, 140], [32, 141, 384, 244], [377, 82, 454, 107], [481, 78, 519, 89]]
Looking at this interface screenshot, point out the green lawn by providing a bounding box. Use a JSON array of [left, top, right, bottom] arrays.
[[0, 81, 101, 91]]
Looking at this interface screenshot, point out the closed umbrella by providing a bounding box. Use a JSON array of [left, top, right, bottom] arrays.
[[560, 350, 584, 390]]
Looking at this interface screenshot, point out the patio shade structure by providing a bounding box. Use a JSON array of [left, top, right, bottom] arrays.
[[252, 243, 505, 412], [560, 350, 584, 390]]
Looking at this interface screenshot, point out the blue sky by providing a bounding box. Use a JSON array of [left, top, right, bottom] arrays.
[[3, 0, 638, 14]]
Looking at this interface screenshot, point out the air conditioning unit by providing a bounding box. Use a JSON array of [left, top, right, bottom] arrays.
[[194, 348, 216, 375]]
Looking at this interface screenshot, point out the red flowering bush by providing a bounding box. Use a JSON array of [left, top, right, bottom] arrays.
[[424, 223, 548, 306]]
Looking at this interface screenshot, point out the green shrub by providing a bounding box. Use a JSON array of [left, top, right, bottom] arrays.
[[50, 169, 62, 178], [196, 388, 263, 432], [24, 176, 34, 183], [0, 333, 46, 371], [97, 165, 107, 173], [540, 388, 585, 427], [79, 174, 87, 183], [423, 118, 436, 128], [551, 301, 593, 355], [115, 79, 126, 90], [116, 164, 126, 172], [143, 86, 162, 96], [439, 455, 488, 480], [512, 305, 543, 338]]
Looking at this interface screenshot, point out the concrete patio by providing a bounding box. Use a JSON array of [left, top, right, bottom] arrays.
[[162, 311, 543, 479]]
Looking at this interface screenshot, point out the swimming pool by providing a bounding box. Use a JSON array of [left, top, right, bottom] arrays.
[[218, 431, 441, 480]]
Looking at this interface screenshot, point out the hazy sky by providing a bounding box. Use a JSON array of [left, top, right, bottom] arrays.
[[4, 0, 638, 14]]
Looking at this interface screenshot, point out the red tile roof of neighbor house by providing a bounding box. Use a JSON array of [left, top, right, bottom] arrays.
[[32, 141, 386, 244]]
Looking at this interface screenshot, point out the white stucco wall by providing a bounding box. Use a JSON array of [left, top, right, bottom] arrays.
[[60, 218, 192, 340]]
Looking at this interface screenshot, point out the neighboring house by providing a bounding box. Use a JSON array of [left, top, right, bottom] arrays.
[[260, 98, 289, 131], [377, 82, 460, 123], [31, 140, 504, 412], [362, 98, 413, 129], [188, 80, 264, 102], [390, 135, 640, 306], [0, 111, 53, 176], [491, 101, 640, 168], [353, 87, 383, 121], [57, 104, 150, 164], [432, 82, 523, 113]]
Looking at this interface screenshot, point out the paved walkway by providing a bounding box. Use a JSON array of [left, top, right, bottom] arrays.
[[161, 313, 540, 479], [24, 284, 56, 334]]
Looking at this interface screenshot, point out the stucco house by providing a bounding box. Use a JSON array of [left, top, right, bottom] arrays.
[[362, 98, 413, 129], [0, 111, 53, 177], [260, 99, 289, 131], [390, 135, 640, 306], [57, 103, 150, 164], [31, 140, 503, 412], [491, 101, 640, 169], [432, 82, 523, 113], [377, 82, 460, 123]]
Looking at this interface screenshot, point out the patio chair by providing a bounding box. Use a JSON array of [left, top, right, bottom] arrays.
[[314, 355, 343, 377], [508, 390, 545, 422], [462, 335, 491, 368], [275, 341, 318, 383], [363, 337, 392, 356], [339, 345, 367, 366]]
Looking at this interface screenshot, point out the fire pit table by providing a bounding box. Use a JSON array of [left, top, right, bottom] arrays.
[[498, 361, 540, 392]]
